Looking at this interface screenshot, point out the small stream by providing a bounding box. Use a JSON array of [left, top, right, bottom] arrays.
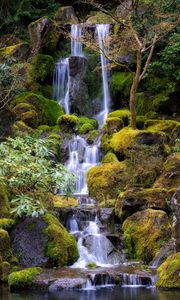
[[1, 285, 180, 300]]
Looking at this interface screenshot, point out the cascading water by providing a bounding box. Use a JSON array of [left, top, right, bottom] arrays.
[[96, 24, 111, 126], [66, 135, 99, 195], [71, 24, 83, 57], [52, 58, 70, 114]]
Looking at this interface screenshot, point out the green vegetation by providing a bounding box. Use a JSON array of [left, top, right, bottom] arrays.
[[110, 72, 133, 100], [0, 218, 15, 230], [8, 267, 41, 290], [0, 136, 76, 217]]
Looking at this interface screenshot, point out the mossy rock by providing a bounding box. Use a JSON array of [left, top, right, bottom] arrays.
[[145, 119, 180, 139], [78, 116, 98, 135], [11, 92, 64, 126], [115, 188, 174, 220], [8, 267, 41, 290], [12, 121, 34, 136], [53, 195, 78, 208], [87, 130, 99, 144], [86, 11, 114, 24], [0, 229, 11, 260], [20, 110, 39, 128], [0, 219, 16, 230], [57, 114, 79, 132], [102, 152, 119, 163], [30, 54, 54, 83], [41, 85, 53, 99], [37, 125, 51, 133], [1, 261, 11, 282], [87, 162, 127, 203], [54, 6, 78, 24], [11, 63, 35, 90], [153, 153, 180, 189], [107, 109, 131, 126], [0, 183, 10, 217], [156, 252, 180, 288], [106, 117, 124, 135], [48, 133, 61, 141], [136, 116, 147, 130], [43, 213, 78, 267], [0, 43, 29, 62], [78, 123, 94, 134], [122, 209, 171, 263], [110, 72, 133, 100]]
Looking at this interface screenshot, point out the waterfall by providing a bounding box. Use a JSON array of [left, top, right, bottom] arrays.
[[66, 135, 99, 195], [96, 24, 111, 126], [69, 215, 79, 233], [71, 24, 83, 57], [52, 58, 70, 114]]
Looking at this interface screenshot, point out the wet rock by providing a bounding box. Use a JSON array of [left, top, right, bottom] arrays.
[[10, 217, 48, 267], [48, 278, 87, 291], [54, 6, 78, 24], [151, 240, 174, 267], [171, 187, 180, 252]]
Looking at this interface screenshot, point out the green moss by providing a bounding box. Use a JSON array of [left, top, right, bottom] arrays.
[[57, 114, 79, 132], [0, 43, 27, 58], [78, 117, 98, 128], [21, 110, 39, 128], [156, 253, 180, 288], [110, 127, 140, 153], [87, 11, 114, 24], [108, 109, 131, 126], [110, 72, 133, 100], [8, 267, 41, 290], [86, 262, 97, 269], [87, 162, 127, 203], [136, 92, 170, 115], [12, 121, 34, 136], [106, 117, 124, 134], [0, 229, 11, 259], [0, 182, 10, 217], [102, 152, 119, 163], [1, 261, 11, 282], [78, 123, 94, 134], [145, 111, 158, 119], [43, 213, 78, 266], [31, 54, 54, 83], [136, 116, 147, 129], [53, 195, 78, 208], [48, 133, 61, 141], [41, 85, 53, 99], [11, 92, 64, 126], [122, 209, 171, 263], [145, 120, 180, 136], [0, 219, 15, 230], [37, 125, 51, 132], [87, 130, 99, 144]]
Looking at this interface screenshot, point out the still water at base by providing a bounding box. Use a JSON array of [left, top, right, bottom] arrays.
[[1, 286, 180, 300]]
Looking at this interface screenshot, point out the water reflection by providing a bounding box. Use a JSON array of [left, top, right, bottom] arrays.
[[1, 286, 180, 300]]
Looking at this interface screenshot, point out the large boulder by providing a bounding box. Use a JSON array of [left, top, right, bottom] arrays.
[[87, 162, 127, 204], [156, 252, 180, 288], [154, 153, 180, 189], [171, 188, 180, 252], [54, 6, 78, 24], [122, 209, 171, 263], [86, 11, 114, 24], [115, 188, 173, 220], [10, 214, 78, 268], [28, 17, 50, 54], [69, 56, 89, 115]]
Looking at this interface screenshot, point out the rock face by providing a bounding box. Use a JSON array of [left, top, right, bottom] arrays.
[[156, 252, 180, 288], [171, 187, 180, 252], [54, 6, 78, 24], [69, 56, 89, 115], [115, 188, 172, 220], [10, 217, 49, 267], [122, 209, 171, 263], [28, 17, 50, 53]]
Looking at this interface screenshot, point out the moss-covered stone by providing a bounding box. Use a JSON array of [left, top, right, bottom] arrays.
[[102, 152, 119, 163], [11, 92, 64, 126], [106, 117, 124, 135], [86, 11, 114, 24], [154, 153, 180, 189], [37, 125, 51, 133], [115, 188, 174, 219], [21, 110, 39, 128], [110, 72, 133, 100], [122, 209, 171, 263], [78, 123, 94, 134], [107, 109, 131, 126], [0, 183, 10, 217], [78, 116, 98, 135], [87, 162, 127, 203], [12, 120, 34, 136], [136, 116, 147, 130], [156, 253, 180, 288], [0, 219, 16, 230], [0, 43, 29, 62], [110, 127, 140, 152], [87, 130, 99, 144], [48, 133, 61, 141], [0, 229, 11, 260], [11, 62, 35, 90], [41, 85, 53, 99], [145, 119, 180, 139], [43, 213, 78, 266], [53, 195, 78, 208], [57, 114, 79, 132], [54, 6, 78, 24], [1, 261, 11, 282], [30, 54, 54, 83], [8, 267, 41, 290]]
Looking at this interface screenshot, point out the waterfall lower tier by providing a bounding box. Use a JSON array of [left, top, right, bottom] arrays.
[[66, 135, 99, 195]]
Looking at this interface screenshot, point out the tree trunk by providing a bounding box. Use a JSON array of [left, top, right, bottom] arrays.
[[129, 50, 142, 129]]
